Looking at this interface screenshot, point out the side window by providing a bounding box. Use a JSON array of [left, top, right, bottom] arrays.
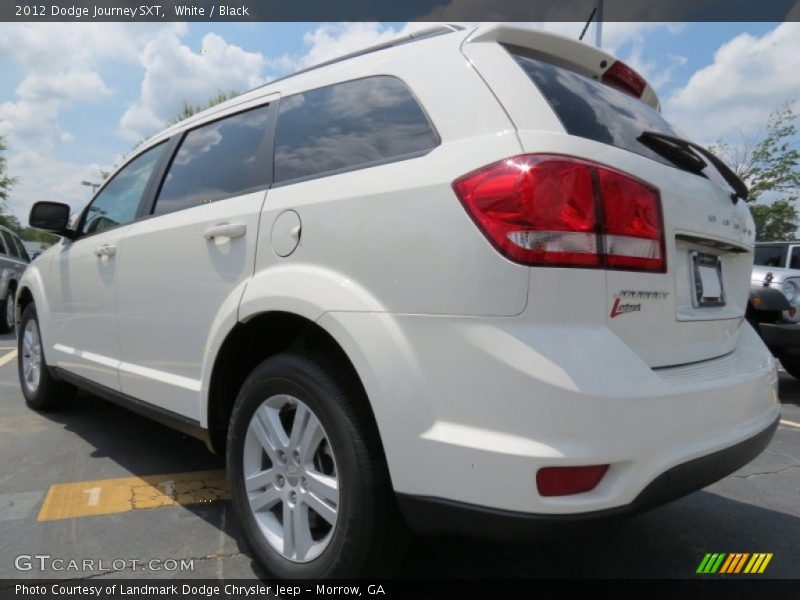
[[274, 76, 439, 183], [790, 247, 800, 270], [1, 231, 20, 259], [754, 246, 784, 267], [152, 104, 275, 217], [82, 143, 165, 235], [13, 236, 30, 262], [0, 232, 7, 255]]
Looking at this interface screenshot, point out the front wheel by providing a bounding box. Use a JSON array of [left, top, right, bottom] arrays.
[[18, 304, 76, 410], [227, 353, 407, 578]]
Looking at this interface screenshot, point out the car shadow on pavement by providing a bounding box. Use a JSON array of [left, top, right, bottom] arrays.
[[401, 491, 800, 578], [33, 388, 800, 579]]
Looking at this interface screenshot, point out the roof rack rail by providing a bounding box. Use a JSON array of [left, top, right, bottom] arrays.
[[249, 24, 463, 94]]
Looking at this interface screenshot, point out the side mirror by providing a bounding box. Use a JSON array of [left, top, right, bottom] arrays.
[[29, 201, 76, 239]]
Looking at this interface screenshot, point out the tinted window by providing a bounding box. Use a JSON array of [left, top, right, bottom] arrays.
[[1, 231, 20, 259], [153, 104, 274, 216], [82, 143, 165, 235], [274, 76, 438, 183], [0, 233, 7, 255], [508, 49, 683, 168], [754, 246, 784, 267], [13, 236, 29, 262], [790, 247, 800, 270]]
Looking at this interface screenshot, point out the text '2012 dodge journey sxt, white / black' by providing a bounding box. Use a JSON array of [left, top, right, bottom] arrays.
[[18, 24, 779, 578]]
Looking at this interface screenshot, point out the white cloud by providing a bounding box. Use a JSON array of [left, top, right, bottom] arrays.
[[118, 31, 267, 141], [665, 22, 800, 142], [5, 149, 115, 219], [0, 23, 181, 220], [265, 22, 425, 74], [17, 71, 111, 104]]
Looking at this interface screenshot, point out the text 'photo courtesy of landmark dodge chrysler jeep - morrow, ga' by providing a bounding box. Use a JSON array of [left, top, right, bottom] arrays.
[[18, 24, 779, 579]]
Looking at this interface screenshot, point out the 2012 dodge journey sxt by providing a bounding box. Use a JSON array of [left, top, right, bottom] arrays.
[[18, 24, 779, 578]]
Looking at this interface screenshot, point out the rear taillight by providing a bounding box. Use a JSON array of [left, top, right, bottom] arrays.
[[601, 59, 647, 99], [536, 465, 609, 497], [453, 154, 665, 273]]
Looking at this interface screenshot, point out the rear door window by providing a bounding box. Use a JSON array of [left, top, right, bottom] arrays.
[[754, 246, 785, 267], [273, 76, 439, 183], [152, 103, 276, 217], [507, 47, 683, 168]]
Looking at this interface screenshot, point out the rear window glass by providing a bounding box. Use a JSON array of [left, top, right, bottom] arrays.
[[755, 246, 785, 267], [273, 76, 439, 183], [507, 48, 682, 168]]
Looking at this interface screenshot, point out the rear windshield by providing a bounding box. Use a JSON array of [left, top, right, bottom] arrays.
[[507, 47, 682, 168]]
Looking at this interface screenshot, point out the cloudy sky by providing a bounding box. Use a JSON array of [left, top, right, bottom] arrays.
[[0, 21, 797, 221]]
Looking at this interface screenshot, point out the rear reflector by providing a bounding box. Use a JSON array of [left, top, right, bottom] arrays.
[[601, 60, 647, 99], [453, 154, 665, 272], [536, 465, 609, 497]]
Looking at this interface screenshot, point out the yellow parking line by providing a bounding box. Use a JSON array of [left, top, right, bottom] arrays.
[[38, 470, 228, 521], [0, 349, 17, 367], [780, 419, 800, 430]]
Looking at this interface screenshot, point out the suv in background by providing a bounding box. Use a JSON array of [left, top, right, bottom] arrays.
[[18, 24, 778, 579], [751, 241, 800, 376], [0, 224, 29, 333], [753, 242, 800, 323]]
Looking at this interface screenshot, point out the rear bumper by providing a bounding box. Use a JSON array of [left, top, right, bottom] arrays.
[[759, 322, 800, 351], [398, 417, 779, 539], [321, 309, 779, 515]]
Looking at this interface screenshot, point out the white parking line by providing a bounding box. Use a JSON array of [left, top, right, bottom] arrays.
[[780, 419, 800, 430], [0, 349, 17, 367]]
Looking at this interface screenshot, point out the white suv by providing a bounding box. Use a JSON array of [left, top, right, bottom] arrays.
[[18, 24, 779, 578]]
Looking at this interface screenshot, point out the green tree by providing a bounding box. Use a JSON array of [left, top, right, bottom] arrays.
[[710, 101, 800, 241], [167, 89, 240, 126], [0, 131, 18, 220]]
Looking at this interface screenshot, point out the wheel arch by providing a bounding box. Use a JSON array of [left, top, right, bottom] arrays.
[[205, 310, 385, 465]]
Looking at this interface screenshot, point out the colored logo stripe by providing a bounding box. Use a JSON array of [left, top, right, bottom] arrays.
[[698, 553, 773, 574], [697, 553, 726, 573]]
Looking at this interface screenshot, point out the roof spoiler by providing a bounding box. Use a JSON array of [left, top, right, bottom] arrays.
[[465, 24, 660, 111]]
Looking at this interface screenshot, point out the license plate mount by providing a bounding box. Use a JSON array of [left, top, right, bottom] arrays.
[[691, 251, 725, 308]]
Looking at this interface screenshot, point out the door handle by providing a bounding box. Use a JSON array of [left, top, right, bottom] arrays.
[[203, 222, 246, 241], [94, 244, 117, 257]]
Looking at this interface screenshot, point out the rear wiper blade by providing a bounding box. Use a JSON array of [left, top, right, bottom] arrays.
[[638, 131, 748, 204], [637, 132, 707, 174]]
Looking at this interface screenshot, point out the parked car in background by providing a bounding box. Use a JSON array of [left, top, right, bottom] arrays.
[[18, 24, 779, 579], [0, 225, 29, 333], [750, 241, 800, 376]]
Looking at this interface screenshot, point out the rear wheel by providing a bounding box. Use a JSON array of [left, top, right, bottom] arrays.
[[18, 304, 76, 411], [227, 352, 407, 578], [0, 289, 15, 333]]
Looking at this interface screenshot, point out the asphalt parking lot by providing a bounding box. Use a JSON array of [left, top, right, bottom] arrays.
[[0, 329, 798, 580]]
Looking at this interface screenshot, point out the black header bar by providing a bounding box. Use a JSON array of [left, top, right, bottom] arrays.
[[2, 0, 799, 22]]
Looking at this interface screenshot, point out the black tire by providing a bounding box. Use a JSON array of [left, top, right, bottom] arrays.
[[227, 352, 407, 579], [780, 354, 800, 379], [18, 303, 76, 411], [0, 290, 15, 333]]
